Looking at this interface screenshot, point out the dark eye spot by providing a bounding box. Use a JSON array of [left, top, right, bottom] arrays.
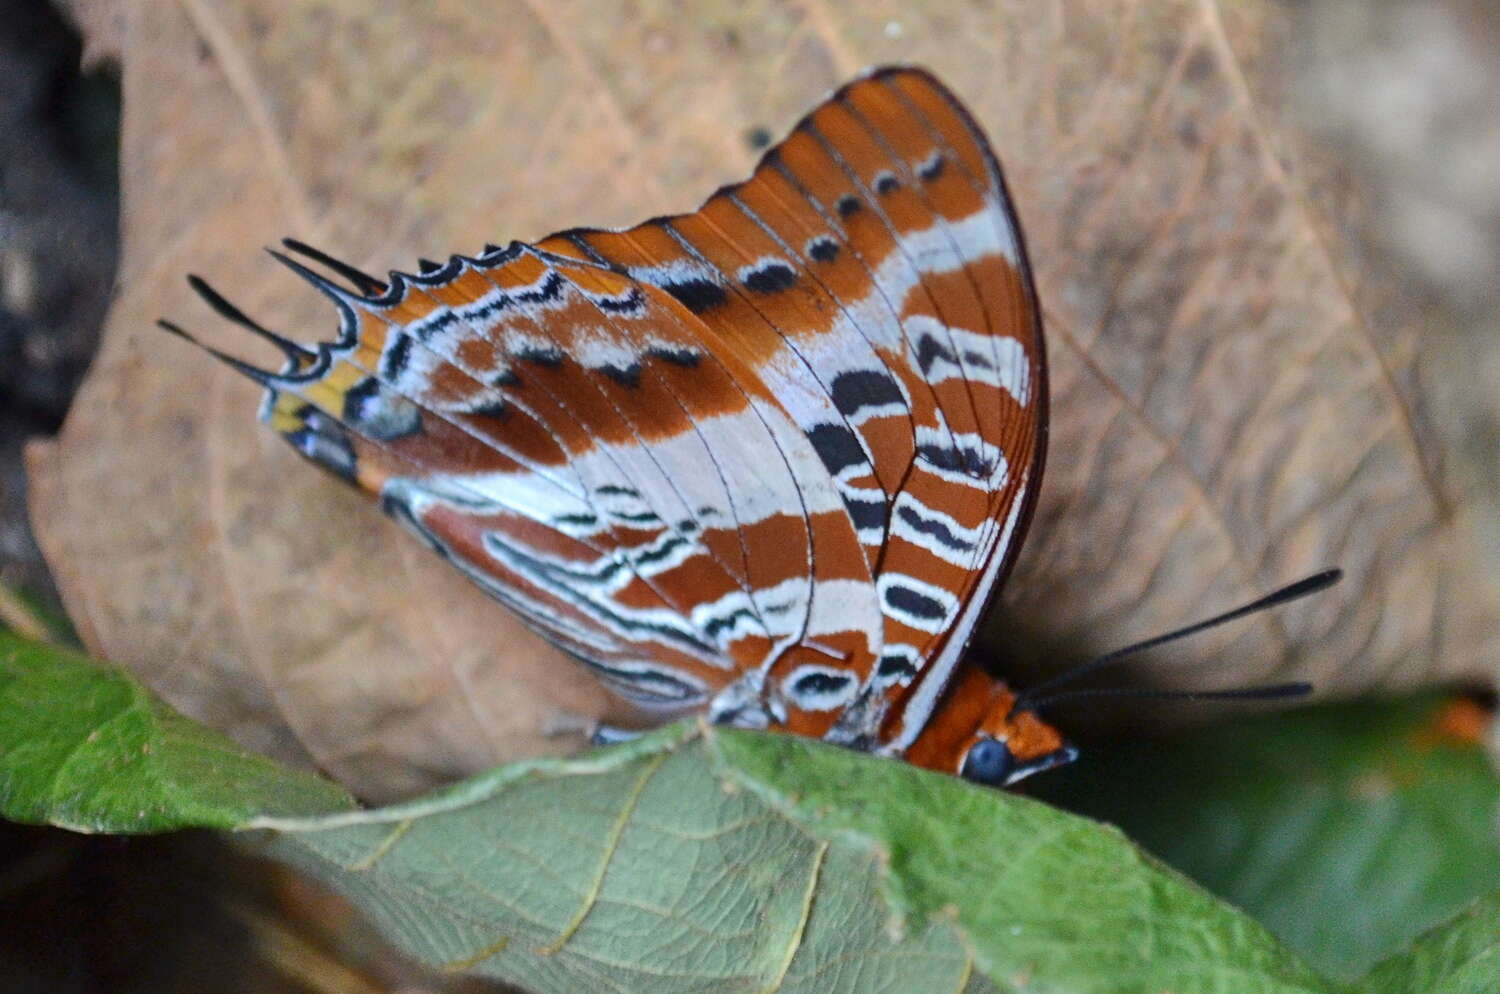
[[836, 194, 862, 217], [874, 171, 900, 194]]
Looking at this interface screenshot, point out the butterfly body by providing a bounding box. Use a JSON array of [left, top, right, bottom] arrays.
[[174, 67, 1075, 786]]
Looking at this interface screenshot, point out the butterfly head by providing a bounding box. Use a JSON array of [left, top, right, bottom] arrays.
[[958, 689, 1080, 787], [906, 664, 1078, 788], [958, 703, 1080, 787]]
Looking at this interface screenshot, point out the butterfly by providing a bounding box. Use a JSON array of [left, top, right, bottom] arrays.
[[165, 66, 1324, 788]]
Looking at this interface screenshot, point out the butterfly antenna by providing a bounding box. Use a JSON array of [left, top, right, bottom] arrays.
[[1013, 568, 1341, 710], [1022, 681, 1314, 711]]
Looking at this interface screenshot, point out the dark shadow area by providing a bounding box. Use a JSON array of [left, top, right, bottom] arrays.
[[0, 0, 119, 602]]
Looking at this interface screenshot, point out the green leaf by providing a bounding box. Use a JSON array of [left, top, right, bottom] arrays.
[[1029, 697, 1500, 980], [1357, 889, 1500, 994], [4, 632, 1495, 993], [261, 724, 1328, 994], [0, 632, 354, 831]]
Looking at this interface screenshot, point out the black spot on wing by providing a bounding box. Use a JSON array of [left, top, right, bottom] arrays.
[[634, 533, 689, 567], [883, 582, 947, 622], [805, 423, 865, 476], [829, 370, 903, 417], [874, 171, 900, 194], [645, 345, 700, 368], [611, 510, 661, 525], [381, 332, 414, 378], [844, 496, 889, 533], [599, 362, 642, 388], [592, 286, 646, 315], [465, 399, 509, 422], [516, 345, 565, 368], [742, 261, 797, 294], [913, 331, 953, 377], [791, 669, 852, 696], [917, 152, 946, 182], [702, 606, 757, 639], [553, 512, 597, 528], [410, 308, 457, 343], [917, 442, 992, 478], [519, 270, 567, 305], [913, 329, 998, 378], [876, 653, 918, 680], [836, 194, 862, 217], [962, 349, 995, 371], [806, 236, 840, 263], [490, 368, 521, 388], [610, 508, 662, 524], [662, 278, 727, 314], [896, 503, 973, 554]]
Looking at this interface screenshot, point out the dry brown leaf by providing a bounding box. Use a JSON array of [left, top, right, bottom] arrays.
[[28, 0, 1500, 800]]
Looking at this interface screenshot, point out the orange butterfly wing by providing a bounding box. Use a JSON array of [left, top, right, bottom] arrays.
[[174, 67, 1046, 754]]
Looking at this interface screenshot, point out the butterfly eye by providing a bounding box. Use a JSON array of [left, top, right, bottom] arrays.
[[959, 736, 1015, 786]]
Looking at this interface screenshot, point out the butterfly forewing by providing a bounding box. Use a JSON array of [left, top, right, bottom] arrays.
[[198, 67, 1046, 754]]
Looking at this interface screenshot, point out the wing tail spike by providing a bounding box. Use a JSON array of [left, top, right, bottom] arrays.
[[184, 273, 314, 362], [474, 242, 527, 265], [156, 318, 277, 387], [266, 246, 374, 309], [279, 238, 387, 296]]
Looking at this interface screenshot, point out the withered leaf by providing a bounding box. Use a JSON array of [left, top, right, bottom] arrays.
[[29, 0, 1498, 800]]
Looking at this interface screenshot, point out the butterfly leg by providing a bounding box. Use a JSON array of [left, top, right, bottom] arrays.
[[590, 724, 644, 746], [707, 671, 779, 729]]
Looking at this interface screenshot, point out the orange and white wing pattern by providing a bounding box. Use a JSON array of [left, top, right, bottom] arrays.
[[168, 67, 1046, 758]]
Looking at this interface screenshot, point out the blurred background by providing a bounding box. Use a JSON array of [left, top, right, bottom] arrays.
[[0, 0, 114, 607], [1, 0, 1496, 990]]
